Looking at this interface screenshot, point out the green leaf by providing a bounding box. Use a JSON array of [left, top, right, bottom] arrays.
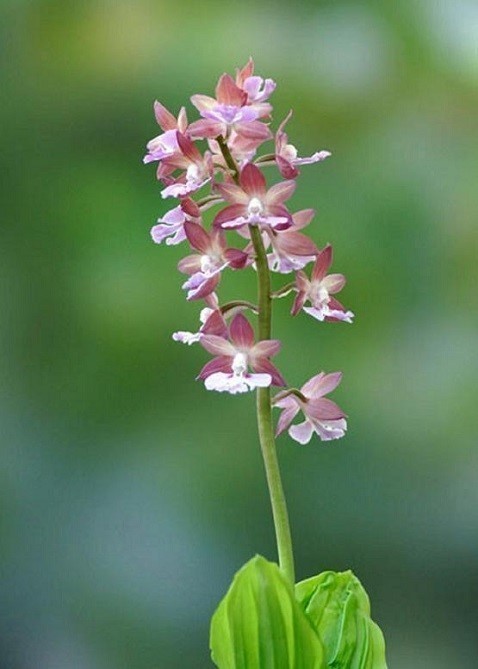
[[210, 555, 326, 669], [295, 571, 388, 669]]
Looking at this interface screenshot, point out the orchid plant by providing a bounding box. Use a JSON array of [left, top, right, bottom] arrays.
[[143, 59, 388, 668]]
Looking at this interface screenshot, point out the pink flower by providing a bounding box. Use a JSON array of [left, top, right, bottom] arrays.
[[188, 73, 272, 143], [143, 101, 188, 165], [274, 372, 347, 443], [213, 164, 295, 231], [275, 111, 331, 179], [150, 198, 201, 246], [235, 57, 276, 113], [178, 222, 249, 300], [266, 209, 318, 273], [291, 245, 354, 322], [173, 308, 228, 345], [160, 133, 213, 199], [198, 313, 285, 394]]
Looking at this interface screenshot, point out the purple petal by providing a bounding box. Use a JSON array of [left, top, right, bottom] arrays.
[[186, 274, 220, 301], [303, 306, 327, 321], [200, 335, 236, 357], [190, 94, 217, 114], [223, 248, 249, 269], [172, 331, 201, 345], [311, 418, 347, 441], [177, 255, 202, 275], [275, 231, 318, 256], [322, 273, 346, 294], [235, 121, 272, 142], [213, 204, 248, 228], [187, 118, 225, 140], [215, 182, 249, 204], [197, 356, 231, 380], [289, 420, 314, 445], [251, 339, 281, 359], [266, 180, 296, 206], [295, 150, 331, 166]]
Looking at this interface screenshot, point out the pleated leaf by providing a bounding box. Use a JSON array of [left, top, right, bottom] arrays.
[[210, 555, 326, 669], [295, 571, 387, 669]]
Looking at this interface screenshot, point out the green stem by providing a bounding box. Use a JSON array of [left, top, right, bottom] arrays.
[[249, 225, 295, 585], [216, 136, 295, 584]]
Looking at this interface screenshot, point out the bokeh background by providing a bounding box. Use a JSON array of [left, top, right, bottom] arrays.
[[1, 0, 478, 667]]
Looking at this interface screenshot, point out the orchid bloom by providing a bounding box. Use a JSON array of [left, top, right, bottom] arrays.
[[235, 57, 276, 112], [198, 313, 285, 394], [143, 101, 188, 166], [275, 111, 331, 179], [160, 133, 213, 199], [188, 73, 271, 143], [213, 163, 295, 231], [150, 198, 201, 246], [291, 245, 354, 322], [173, 307, 228, 345], [266, 209, 318, 273], [274, 372, 347, 443], [178, 221, 249, 300]]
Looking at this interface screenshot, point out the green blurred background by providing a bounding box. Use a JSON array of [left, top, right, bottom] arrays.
[[1, 0, 477, 667]]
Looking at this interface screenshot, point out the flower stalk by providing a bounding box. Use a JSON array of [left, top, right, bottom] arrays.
[[250, 223, 295, 584], [218, 136, 295, 583]]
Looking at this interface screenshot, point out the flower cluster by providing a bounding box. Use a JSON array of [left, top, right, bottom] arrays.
[[143, 59, 354, 444]]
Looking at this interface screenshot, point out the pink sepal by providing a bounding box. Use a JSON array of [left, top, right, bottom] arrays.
[[184, 221, 210, 254], [202, 310, 228, 338], [240, 163, 266, 195], [176, 132, 202, 163], [312, 245, 333, 281], [275, 402, 300, 436], [276, 231, 318, 256], [154, 101, 177, 131], [229, 313, 255, 349], [307, 397, 346, 421], [292, 209, 315, 229], [216, 73, 247, 106], [291, 291, 306, 316]]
